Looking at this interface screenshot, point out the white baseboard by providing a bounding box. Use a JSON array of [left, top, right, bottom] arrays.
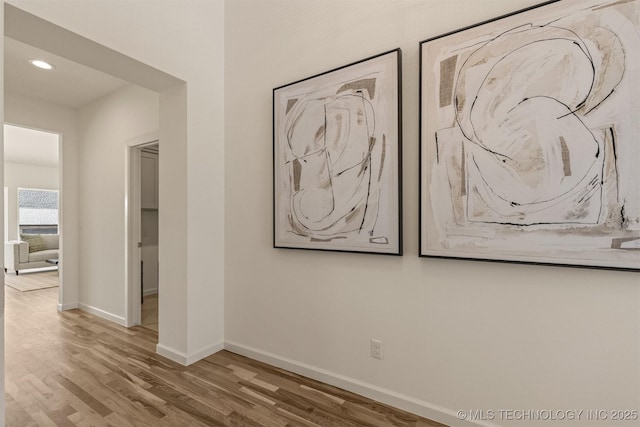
[[224, 341, 500, 427], [156, 344, 187, 364], [78, 303, 127, 327], [187, 341, 225, 365], [143, 288, 158, 296], [57, 302, 79, 311], [157, 341, 224, 366]]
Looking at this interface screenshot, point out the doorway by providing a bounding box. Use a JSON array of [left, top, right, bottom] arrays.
[[3, 124, 62, 298], [126, 138, 159, 335], [140, 144, 159, 332]]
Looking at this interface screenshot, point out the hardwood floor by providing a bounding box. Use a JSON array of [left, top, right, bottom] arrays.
[[141, 293, 158, 332], [5, 286, 446, 426]]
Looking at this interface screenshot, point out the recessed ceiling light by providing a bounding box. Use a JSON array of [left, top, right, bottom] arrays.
[[29, 59, 55, 70]]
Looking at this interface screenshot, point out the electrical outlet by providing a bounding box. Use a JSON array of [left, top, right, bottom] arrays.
[[370, 339, 383, 360]]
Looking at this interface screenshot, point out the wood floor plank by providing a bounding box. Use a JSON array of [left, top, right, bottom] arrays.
[[50, 374, 113, 417], [5, 393, 37, 426], [5, 273, 448, 427], [45, 405, 78, 427]]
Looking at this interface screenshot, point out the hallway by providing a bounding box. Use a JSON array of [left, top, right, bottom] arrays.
[[4, 286, 444, 426]]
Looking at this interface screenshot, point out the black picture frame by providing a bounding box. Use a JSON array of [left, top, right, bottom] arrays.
[[419, 0, 640, 270], [274, 49, 403, 255]]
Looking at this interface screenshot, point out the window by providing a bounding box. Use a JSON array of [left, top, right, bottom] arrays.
[[18, 188, 59, 235]]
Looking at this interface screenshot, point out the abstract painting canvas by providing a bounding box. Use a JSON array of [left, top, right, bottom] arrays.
[[420, 0, 640, 270], [274, 49, 402, 255]]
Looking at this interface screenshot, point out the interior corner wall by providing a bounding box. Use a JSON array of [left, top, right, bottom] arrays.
[[4, 91, 79, 310], [183, 0, 225, 359], [76, 85, 158, 322], [157, 83, 189, 357], [224, 1, 640, 426]]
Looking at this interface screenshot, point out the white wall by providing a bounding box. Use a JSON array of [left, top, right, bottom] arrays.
[[224, 1, 640, 426], [4, 162, 58, 241], [4, 91, 79, 311], [7, 0, 226, 362], [76, 84, 158, 322]]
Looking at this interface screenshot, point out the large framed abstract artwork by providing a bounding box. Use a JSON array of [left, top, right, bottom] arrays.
[[420, 0, 640, 270], [274, 49, 402, 255]]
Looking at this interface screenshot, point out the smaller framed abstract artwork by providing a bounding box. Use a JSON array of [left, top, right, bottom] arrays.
[[420, 0, 640, 270], [274, 49, 402, 255]]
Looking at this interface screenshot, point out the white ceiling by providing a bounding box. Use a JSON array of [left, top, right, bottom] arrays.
[[4, 36, 129, 109], [4, 36, 130, 168], [4, 124, 59, 168]]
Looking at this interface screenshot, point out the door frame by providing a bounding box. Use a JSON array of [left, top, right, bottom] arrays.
[[125, 132, 159, 327], [3, 123, 64, 306]]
